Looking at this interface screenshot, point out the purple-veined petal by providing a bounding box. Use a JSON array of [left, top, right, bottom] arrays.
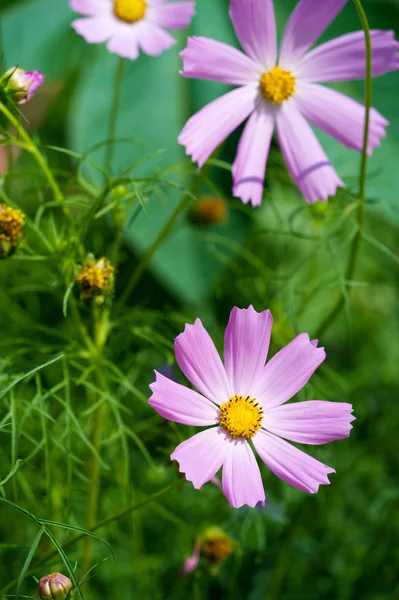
[[171, 427, 229, 489], [107, 29, 140, 59], [232, 103, 275, 206], [180, 37, 262, 85], [257, 333, 325, 409], [149, 371, 220, 426], [296, 82, 388, 156], [175, 318, 231, 405], [224, 306, 273, 398], [148, 1, 195, 29], [222, 437, 265, 508], [72, 16, 119, 43], [297, 30, 399, 82], [279, 0, 350, 69], [178, 85, 258, 168], [137, 21, 176, 56], [263, 401, 355, 445], [276, 101, 344, 203], [253, 429, 335, 493], [70, 0, 110, 16], [229, 0, 277, 70]]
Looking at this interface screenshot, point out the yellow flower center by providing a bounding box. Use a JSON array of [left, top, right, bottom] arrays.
[[260, 66, 296, 104], [76, 258, 114, 297], [0, 203, 25, 241], [219, 395, 263, 439], [113, 0, 147, 23]]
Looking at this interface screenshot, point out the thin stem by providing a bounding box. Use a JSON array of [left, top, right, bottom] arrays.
[[0, 102, 64, 203], [315, 0, 372, 339], [82, 307, 110, 575], [117, 156, 218, 309], [0, 480, 185, 596], [105, 57, 125, 174]]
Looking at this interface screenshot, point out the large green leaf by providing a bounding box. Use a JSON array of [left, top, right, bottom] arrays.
[[67, 0, 248, 305], [1, 0, 84, 76]]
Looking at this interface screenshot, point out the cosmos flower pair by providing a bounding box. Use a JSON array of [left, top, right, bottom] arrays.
[[149, 307, 355, 509], [70, 0, 399, 205]]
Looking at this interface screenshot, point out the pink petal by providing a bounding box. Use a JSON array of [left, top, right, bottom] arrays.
[[178, 85, 258, 168], [298, 30, 399, 82], [257, 333, 326, 409], [69, 0, 109, 16], [263, 401, 355, 445], [222, 437, 265, 508], [149, 371, 220, 426], [279, 0, 349, 68], [296, 82, 389, 156], [137, 22, 176, 56], [182, 543, 200, 574], [180, 37, 262, 85], [232, 103, 275, 206], [107, 30, 140, 59], [175, 318, 231, 405], [148, 1, 195, 30], [276, 101, 344, 203], [171, 427, 229, 489], [72, 16, 118, 43], [224, 306, 273, 398], [253, 429, 335, 493], [229, 0, 277, 70]]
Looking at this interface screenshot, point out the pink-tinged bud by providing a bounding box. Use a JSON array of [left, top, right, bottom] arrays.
[[182, 543, 200, 575], [2, 67, 44, 104], [38, 573, 72, 599]]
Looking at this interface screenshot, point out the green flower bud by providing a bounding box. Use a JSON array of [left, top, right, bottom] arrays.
[[38, 573, 72, 599]]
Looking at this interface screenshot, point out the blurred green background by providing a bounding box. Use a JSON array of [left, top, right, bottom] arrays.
[[0, 0, 398, 599]]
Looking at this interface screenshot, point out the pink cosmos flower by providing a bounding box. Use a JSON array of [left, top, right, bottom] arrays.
[[149, 306, 355, 509], [178, 0, 399, 205], [2, 68, 44, 104], [70, 0, 196, 60]]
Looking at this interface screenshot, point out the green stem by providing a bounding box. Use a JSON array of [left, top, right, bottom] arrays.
[[0, 102, 64, 203], [117, 156, 217, 309], [0, 480, 184, 596], [105, 57, 125, 174], [82, 313, 109, 575], [315, 0, 372, 339]]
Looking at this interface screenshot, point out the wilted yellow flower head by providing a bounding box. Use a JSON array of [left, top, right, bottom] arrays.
[[0, 203, 25, 257], [76, 254, 114, 299], [199, 527, 234, 566], [189, 196, 228, 227]]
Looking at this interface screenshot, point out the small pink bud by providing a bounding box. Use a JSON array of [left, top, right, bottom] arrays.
[[2, 67, 44, 104], [38, 573, 72, 599]]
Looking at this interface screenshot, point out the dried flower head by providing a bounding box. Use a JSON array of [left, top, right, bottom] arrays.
[[182, 527, 234, 574], [189, 196, 228, 227], [199, 527, 234, 566], [38, 572, 72, 599], [0, 203, 25, 258], [76, 254, 114, 299]]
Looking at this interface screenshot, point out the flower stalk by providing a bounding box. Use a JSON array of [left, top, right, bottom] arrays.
[[0, 101, 64, 203], [316, 0, 372, 338]]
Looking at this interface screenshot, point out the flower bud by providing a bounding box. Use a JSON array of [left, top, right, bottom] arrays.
[[0, 203, 25, 258], [188, 196, 228, 227], [38, 573, 72, 599], [1, 67, 44, 104], [76, 254, 114, 301]]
